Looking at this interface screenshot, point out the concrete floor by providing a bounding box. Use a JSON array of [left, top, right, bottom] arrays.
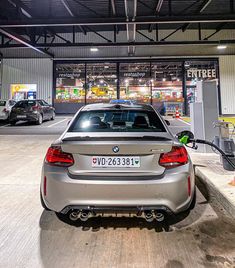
[[0, 116, 72, 135], [0, 135, 235, 268]]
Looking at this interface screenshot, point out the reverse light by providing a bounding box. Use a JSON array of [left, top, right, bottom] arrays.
[[45, 146, 74, 167], [159, 146, 188, 168]]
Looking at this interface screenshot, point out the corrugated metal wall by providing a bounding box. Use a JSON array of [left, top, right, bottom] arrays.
[[1, 58, 53, 104], [219, 56, 235, 114]]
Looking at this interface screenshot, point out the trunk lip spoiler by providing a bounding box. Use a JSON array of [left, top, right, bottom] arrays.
[[62, 136, 173, 142]]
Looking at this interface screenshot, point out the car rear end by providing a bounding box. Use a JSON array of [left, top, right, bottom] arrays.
[[0, 100, 9, 120], [41, 104, 195, 222], [10, 100, 42, 124]]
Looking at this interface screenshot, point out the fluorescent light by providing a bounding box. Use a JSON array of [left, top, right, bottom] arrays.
[[217, 45, 227, 50], [90, 48, 98, 52]]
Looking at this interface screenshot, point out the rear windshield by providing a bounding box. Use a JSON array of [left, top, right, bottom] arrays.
[[14, 100, 36, 108], [68, 109, 166, 132], [0, 101, 6, 106]]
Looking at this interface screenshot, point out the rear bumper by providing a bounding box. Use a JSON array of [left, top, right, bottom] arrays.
[[41, 163, 195, 214], [10, 112, 39, 122], [0, 112, 9, 120]]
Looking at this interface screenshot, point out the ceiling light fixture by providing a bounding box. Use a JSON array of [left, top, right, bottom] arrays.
[[217, 45, 227, 50], [90, 48, 98, 52]]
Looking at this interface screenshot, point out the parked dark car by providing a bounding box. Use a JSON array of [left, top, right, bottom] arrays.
[[9, 99, 55, 125]]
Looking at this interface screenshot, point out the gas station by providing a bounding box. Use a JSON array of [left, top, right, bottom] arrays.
[[0, 1, 235, 267]]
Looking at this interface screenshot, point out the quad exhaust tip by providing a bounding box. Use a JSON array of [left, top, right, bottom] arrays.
[[144, 211, 165, 222], [69, 209, 165, 223]]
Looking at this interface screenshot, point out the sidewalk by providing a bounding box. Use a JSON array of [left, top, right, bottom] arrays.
[[190, 152, 235, 219]]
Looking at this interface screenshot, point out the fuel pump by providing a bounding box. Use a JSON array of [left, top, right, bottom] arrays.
[[176, 130, 235, 171]]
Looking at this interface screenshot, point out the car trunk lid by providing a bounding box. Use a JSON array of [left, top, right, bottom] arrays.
[[60, 134, 173, 177]]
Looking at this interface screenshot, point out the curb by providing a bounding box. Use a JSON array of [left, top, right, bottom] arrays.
[[195, 167, 235, 219]]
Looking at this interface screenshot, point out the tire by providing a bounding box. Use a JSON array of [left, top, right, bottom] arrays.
[[40, 190, 51, 211], [36, 114, 43, 125], [51, 111, 55, 121], [189, 188, 196, 210], [10, 121, 16, 126]]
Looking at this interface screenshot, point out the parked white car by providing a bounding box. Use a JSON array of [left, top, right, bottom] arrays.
[[0, 99, 17, 121]]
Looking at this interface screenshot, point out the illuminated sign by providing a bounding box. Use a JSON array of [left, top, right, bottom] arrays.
[[187, 68, 217, 79], [57, 72, 84, 78], [122, 72, 150, 78]]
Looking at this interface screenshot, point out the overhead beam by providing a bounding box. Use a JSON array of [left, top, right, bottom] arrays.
[[136, 30, 154, 41], [0, 28, 54, 57], [199, 0, 212, 13], [60, 0, 86, 34], [71, 0, 101, 16], [111, 0, 119, 33], [203, 22, 228, 40], [124, 0, 137, 55], [156, 0, 164, 13], [7, 0, 34, 18], [85, 26, 112, 42], [149, 0, 163, 32], [161, 25, 183, 41], [1, 39, 234, 48], [1, 14, 235, 27], [181, 0, 212, 32]]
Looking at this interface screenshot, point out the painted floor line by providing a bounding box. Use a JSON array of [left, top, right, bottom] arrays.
[[0, 124, 10, 128], [47, 118, 67, 128], [177, 118, 191, 126]]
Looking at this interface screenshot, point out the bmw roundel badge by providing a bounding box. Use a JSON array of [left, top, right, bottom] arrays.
[[112, 146, 119, 153]]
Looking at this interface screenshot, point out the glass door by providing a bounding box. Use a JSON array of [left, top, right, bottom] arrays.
[[86, 63, 117, 104], [119, 62, 151, 104]]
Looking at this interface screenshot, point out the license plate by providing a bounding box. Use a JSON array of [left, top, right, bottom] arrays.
[[17, 115, 26, 119], [92, 156, 140, 168]]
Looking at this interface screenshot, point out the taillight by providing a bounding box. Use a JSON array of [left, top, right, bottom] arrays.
[[45, 146, 74, 167], [159, 146, 188, 168], [3, 108, 8, 113], [32, 105, 39, 111]]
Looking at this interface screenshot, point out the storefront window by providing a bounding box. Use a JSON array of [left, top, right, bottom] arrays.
[[86, 63, 117, 103], [55, 63, 85, 104], [185, 60, 218, 114], [53, 59, 219, 115], [120, 63, 151, 103], [151, 62, 183, 115]]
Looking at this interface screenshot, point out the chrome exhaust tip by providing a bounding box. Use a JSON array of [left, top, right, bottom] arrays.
[[155, 212, 165, 222], [69, 211, 80, 221], [80, 211, 91, 222], [144, 211, 154, 222]]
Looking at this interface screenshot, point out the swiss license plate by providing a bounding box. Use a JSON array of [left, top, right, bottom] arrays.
[[17, 115, 26, 119], [92, 156, 140, 168]]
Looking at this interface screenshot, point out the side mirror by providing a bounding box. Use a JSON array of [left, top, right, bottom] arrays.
[[176, 130, 194, 144], [165, 120, 170, 126]]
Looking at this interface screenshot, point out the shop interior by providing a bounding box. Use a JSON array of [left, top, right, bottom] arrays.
[[54, 60, 218, 114]]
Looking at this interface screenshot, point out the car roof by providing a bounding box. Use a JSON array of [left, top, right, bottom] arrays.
[[81, 103, 154, 111]]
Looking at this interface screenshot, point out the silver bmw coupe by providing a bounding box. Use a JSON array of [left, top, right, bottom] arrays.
[[40, 102, 195, 223]]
